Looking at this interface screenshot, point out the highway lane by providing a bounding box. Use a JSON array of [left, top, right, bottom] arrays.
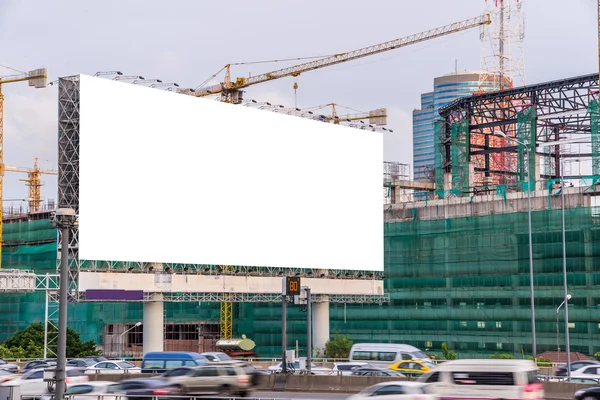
[[252, 392, 350, 400]]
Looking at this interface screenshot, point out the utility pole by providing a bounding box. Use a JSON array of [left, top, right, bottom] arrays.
[[51, 208, 77, 400], [305, 286, 312, 375]]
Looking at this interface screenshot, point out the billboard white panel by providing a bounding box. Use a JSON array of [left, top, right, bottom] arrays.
[[78, 74, 383, 271]]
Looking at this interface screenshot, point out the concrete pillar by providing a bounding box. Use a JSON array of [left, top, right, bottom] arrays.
[[313, 296, 330, 355], [143, 293, 164, 355]]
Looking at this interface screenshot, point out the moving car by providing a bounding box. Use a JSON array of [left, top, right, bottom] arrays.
[[268, 360, 331, 375], [85, 360, 141, 374], [0, 366, 89, 398], [347, 381, 436, 400], [351, 367, 405, 377], [555, 360, 600, 377], [62, 381, 119, 400], [349, 343, 431, 367], [0, 358, 19, 373], [388, 360, 436, 377], [160, 364, 254, 397], [141, 351, 208, 373], [330, 362, 370, 376], [417, 359, 543, 400]]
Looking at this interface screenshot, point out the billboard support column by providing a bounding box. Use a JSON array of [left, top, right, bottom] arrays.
[[313, 296, 330, 355], [143, 293, 164, 355]]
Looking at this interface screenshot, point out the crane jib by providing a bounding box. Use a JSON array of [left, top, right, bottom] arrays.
[[194, 14, 490, 96]]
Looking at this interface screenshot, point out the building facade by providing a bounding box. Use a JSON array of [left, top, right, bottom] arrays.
[[413, 71, 500, 181]]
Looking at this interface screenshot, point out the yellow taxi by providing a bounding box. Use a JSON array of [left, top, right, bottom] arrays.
[[387, 360, 436, 377]]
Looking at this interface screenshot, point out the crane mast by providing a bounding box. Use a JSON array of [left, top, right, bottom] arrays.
[[0, 68, 47, 268], [193, 14, 491, 103]]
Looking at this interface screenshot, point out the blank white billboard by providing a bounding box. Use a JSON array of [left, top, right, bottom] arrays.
[[78, 74, 383, 271]]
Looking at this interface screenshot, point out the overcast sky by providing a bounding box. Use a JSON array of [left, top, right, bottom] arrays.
[[0, 0, 596, 210]]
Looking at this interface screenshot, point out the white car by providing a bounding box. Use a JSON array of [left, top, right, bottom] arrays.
[[348, 381, 436, 400], [0, 367, 89, 397], [570, 364, 600, 380], [330, 362, 370, 375], [85, 360, 141, 374], [268, 360, 331, 375]]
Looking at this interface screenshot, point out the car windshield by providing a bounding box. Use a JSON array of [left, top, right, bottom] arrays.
[[422, 361, 436, 369], [411, 351, 429, 359], [117, 362, 135, 369]]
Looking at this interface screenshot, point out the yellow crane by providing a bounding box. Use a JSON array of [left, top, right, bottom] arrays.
[[302, 103, 387, 126], [5, 158, 57, 213], [0, 67, 47, 268], [186, 14, 491, 338], [189, 14, 491, 103]]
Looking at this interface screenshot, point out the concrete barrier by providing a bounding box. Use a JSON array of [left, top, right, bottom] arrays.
[[83, 372, 596, 399]]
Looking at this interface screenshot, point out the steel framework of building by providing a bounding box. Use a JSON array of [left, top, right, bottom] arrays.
[[437, 73, 600, 190]]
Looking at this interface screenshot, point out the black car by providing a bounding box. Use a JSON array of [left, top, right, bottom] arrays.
[[22, 359, 56, 372], [351, 367, 405, 377], [108, 378, 180, 400], [555, 360, 600, 377], [66, 358, 96, 368], [575, 385, 600, 400]]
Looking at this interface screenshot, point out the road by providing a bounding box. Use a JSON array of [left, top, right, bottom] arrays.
[[251, 392, 350, 400]]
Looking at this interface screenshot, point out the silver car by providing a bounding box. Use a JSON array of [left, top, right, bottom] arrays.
[[166, 365, 253, 397]]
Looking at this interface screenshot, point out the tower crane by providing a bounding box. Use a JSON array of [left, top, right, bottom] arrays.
[[0, 67, 47, 269], [187, 14, 491, 104], [301, 103, 388, 126], [183, 14, 491, 339], [5, 158, 57, 213]]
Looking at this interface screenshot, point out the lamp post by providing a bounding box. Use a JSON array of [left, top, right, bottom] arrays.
[[556, 294, 572, 366], [558, 150, 572, 381], [121, 321, 142, 337], [51, 208, 78, 400], [495, 131, 536, 359]]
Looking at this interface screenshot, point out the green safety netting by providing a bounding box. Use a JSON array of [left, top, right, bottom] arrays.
[[0, 203, 599, 358]]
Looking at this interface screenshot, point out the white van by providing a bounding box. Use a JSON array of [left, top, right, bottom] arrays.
[[349, 343, 431, 366], [417, 359, 543, 400]]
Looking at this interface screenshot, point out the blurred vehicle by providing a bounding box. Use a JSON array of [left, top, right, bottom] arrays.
[[388, 360, 436, 377], [330, 362, 371, 376], [349, 343, 431, 367], [22, 359, 56, 373], [562, 377, 600, 384], [106, 378, 180, 400], [0, 369, 19, 384], [82, 356, 108, 363], [268, 360, 331, 375], [67, 358, 96, 368], [351, 367, 405, 377], [0, 366, 88, 397], [141, 351, 208, 373], [161, 364, 254, 397], [0, 358, 19, 373], [417, 359, 543, 400], [201, 352, 234, 362], [85, 360, 141, 374], [62, 381, 119, 400], [570, 365, 600, 380], [575, 385, 600, 400], [347, 381, 435, 400], [556, 360, 600, 377]]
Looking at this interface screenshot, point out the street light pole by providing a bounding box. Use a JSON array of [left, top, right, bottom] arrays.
[[559, 154, 572, 380], [51, 208, 78, 400], [496, 131, 536, 359]]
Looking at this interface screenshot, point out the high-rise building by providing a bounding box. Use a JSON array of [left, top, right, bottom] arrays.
[[413, 71, 502, 181]]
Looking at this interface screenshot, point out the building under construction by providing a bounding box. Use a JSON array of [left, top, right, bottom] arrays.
[[0, 71, 599, 359]]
